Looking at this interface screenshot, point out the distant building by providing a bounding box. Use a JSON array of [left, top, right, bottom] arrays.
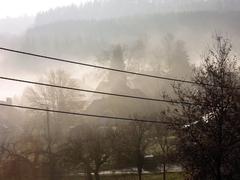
[[85, 45, 155, 122]]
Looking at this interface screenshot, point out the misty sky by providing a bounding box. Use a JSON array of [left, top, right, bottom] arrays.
[[0, 0, 92, 18], [0, 0, 93, 100], [0, 0, 95, 100]]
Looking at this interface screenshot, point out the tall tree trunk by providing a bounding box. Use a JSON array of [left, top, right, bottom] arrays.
[[86, 172, 92, 180], [163, 161, 166, 180], [137, 166, 142, 180], [85, 167, 93, 180], [94, 171, 100, 180]]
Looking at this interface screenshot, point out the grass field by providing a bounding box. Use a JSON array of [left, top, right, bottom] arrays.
[[62, 173, 184, 180], [101, 173, 184, 180]]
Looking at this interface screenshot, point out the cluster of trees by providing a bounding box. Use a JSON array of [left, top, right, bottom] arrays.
[[35, 0, 240, 24], [15, 10, 240, 73], [4, 3, 240, 77], [170, 36, 240, 179], [0, 86, 177, 180], [0, 36, 239, 180]]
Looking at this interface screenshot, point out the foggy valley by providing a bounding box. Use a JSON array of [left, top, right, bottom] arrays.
[[0, 0, 240, 180]]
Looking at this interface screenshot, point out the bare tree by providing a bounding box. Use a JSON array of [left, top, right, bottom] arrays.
[[153, 114, 176, 180], [61, 122, 114, 180], [170, 35, 240, 179], [113, 120, 152, 180], [22, 69, 85, 180]]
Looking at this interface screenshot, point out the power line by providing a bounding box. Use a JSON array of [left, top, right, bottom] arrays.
[[0, 76, 199, 106], [0, 46, 222, 88], [0, 103, 173, 125]]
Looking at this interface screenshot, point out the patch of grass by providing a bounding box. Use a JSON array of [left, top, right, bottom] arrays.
[[141, 173, 184, 180], [62, 173, 184, 180]]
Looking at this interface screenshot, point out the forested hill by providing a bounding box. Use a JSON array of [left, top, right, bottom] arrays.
[[24, 11, 240, 58], [3, 2, 240, 77], [34, 0, 240, 26]]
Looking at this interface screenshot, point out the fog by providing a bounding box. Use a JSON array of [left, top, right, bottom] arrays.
[[1, 0, 240, 99], [0, 1, 240, 180]]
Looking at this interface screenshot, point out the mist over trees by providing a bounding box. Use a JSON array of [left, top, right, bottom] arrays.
[[1, 34, 240, 180], [34, 0, 240, 24], [1, 0, 240, 180], [2, 0, 240, 77]]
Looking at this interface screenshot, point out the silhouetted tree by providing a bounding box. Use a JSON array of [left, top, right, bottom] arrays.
[[61, 122, 114, 180], [22, 69, 85, 180], [152, 113, 177, 180], [170, 36, 240, 179], [163, 34, 191, 79], [113, 120, 152, 180]]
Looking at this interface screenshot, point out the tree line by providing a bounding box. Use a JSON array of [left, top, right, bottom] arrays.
[[35, 0, 240, 24]]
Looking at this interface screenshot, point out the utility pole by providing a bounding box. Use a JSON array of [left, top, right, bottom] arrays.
[[46, 106, 51, 155], [45, 106, 54, 180]]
